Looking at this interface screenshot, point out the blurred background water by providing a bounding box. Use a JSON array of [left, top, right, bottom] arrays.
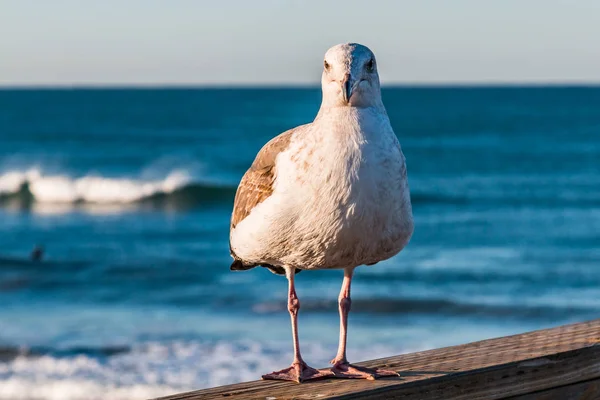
[[0, 87, 599, 399]]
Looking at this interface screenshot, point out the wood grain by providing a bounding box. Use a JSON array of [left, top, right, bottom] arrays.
[[154, 319, 600, 400], [506, 378, 600, 400]]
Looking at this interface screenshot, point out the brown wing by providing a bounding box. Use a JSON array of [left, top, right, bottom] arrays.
[[229, 128, 298, 275], [230, 128, 295, 230]]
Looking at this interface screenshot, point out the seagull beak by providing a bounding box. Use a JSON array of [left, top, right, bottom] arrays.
[[341, 73, 354, 103]]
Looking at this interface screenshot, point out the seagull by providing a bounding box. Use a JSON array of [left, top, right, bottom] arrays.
[[229, 43, 414, 383]]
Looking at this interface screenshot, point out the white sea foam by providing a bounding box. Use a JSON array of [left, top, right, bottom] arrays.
[[0, 168, 192, 204], [0, 169, 42, 195], [0, 340, 406, 400]]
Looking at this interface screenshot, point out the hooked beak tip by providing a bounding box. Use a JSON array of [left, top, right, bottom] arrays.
[[341, 74, 353, 103]]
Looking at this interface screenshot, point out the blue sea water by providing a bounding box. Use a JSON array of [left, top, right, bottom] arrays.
[[0, 87, 599, 399]]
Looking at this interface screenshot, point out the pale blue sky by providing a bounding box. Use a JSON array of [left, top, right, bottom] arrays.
[[1, 0, 599, 85]]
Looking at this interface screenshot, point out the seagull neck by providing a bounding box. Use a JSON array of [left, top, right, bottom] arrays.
[[314, 104, 387, 124]]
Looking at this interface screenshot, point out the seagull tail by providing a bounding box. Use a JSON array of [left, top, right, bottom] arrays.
[[229, 259, 302, 276], [230, 259, 257, 271]]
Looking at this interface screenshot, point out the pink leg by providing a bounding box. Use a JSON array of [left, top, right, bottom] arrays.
[[262, 268, 333, 383], [330, 267, 399, 380]]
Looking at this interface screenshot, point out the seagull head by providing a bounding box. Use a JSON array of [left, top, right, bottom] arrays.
[[321, 43, 382, 109]]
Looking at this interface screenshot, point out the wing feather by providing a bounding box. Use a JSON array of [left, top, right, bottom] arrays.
[[229, 127, 300, 275], [230, 128, 295, 229]]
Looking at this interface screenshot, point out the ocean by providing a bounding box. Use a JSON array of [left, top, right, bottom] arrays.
[[0, 87, 599, 399]]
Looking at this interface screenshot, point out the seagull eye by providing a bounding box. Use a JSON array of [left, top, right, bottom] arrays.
[[324, 60, 330, 71], [366, 59, 375, 72]]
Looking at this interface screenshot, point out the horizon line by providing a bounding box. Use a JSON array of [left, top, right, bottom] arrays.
[[2, 81, 600, 90]]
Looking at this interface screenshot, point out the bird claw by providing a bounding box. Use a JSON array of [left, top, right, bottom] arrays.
[[262, 361, 334, 383], [330, 361, 399, 380]]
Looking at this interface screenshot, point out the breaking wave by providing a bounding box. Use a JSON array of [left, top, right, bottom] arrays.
[[0, 168, 236, 210]]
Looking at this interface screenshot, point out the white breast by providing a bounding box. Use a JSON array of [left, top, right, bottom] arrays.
[[230, 107, 413, 270]]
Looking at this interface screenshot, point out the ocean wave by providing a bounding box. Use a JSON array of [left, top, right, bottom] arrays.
[[0, 168, 236, 210], [0, 340, 405, 400]]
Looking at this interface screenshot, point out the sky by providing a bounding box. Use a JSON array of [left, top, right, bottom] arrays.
[[1, 0, 599, 86]]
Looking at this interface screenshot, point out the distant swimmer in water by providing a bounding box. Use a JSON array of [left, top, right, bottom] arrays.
[[30, 245, 44, 262]]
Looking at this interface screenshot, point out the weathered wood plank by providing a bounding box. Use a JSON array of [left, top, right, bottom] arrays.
[[155, 319, 600, 400], [505, 378, 600, 400]]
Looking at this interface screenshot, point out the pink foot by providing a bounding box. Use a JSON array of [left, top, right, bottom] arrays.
[[262, 361, 334, 383], [330, 360, 399, 380]]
